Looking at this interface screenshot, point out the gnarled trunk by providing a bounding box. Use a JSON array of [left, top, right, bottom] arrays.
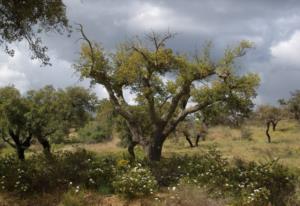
[[147, 136, 164, 161]]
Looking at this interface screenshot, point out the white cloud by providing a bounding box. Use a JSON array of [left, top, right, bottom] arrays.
[[271, 30, 300, 66], [117, 3, 208, 33]]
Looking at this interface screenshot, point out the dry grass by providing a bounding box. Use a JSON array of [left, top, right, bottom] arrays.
[[163, 120, 300, 169]]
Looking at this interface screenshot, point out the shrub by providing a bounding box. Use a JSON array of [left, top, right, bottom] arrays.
[[113, 163, 158, 198], [148, 148, 296, 206], [0, 149, 116, 195], [78, 121, 112, 143]]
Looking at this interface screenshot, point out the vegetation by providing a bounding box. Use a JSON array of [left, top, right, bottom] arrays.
[[0, 86, 98, 160], [0, 148, 297, 206], [0, 0, 70, 65], [75, 28, 259, 161], [0, 2, 299, 204]]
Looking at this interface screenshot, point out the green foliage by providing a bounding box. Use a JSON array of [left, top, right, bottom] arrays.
[[113, 163, 158, 198], [283, 90, 300, 121], [0, 0, 70, 65], [75, 31, 260, 160], [0, 85, 99, 155], [0, 149, 116, 195], [78, 121, 112, 143], [255, 105, 284, 123], [0, 148, 296, 205]]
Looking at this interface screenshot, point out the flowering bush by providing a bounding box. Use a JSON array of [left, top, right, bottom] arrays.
[[112, 163, 158, 198], [0, 149, 117, 195]]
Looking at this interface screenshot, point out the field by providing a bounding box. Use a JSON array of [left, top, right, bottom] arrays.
[[1, 120, 300, 206]]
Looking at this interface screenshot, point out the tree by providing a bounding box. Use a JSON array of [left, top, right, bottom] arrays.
[[75, 29, 260, 161], [26, 85, 61, 155], [0, 86, 33, 160], [0, 0, 70, 65], [0, 85, 99, 160], [255, 105, 284, 143], [281, 90, 300, 121]]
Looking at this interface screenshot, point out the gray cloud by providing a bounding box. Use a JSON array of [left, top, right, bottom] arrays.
[[1, 0, 300, 104]]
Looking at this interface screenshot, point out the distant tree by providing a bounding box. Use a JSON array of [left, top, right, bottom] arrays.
[[46, 86, 99, 143], [255, 105, 284, 143], [75, 28, 260, 161], [78, 99, 115, 143], [26, 85, 61, 155], [0, 0, 70, 65], [280, 90, 300, 121], [0, 85, 99, 159]]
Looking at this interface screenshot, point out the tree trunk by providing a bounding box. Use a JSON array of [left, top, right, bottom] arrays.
[[195, 134, 201, 146], [16, 146, 25, 161], [272, 121, 277, 131], [266, 121, 271, 143], [183, 131, 194, 148], [37, 137, 51, 156], [127, 141, 138, 160], [147, 137, 164, 161]]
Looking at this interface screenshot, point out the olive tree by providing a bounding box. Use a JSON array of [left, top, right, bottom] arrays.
[[75, 29, 260, 161]]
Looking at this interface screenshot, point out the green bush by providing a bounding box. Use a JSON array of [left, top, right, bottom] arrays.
[[0, 147, 297, 205], [112, 163, 158, 198], [78, 121, 112, 143], [0, 149, 116, 195]]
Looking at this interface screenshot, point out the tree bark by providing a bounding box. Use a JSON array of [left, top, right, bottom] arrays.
[[266, 121, 271, 143], [272, 121, 278, 131], [147, 137, 164, 161], [183, 131, 194, 148], [195, 134, 201, 146], [37, 137, 51, 156], [16, 146, 25, 161], [127, 141, 138, 160]]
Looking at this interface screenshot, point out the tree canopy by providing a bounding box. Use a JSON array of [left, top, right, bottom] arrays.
[[75, 30, 260, 161], [0, 85, 98, 160], [0, 0, 70, 65]]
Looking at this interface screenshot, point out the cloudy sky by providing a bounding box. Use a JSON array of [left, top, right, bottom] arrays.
[[1, 0, 300, 105]]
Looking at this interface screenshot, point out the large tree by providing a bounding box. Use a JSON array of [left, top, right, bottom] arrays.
[[75, 30, 260, 161], [0, 0, 70, 65]]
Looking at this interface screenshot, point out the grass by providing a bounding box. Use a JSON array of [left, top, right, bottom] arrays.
[[162, 120, 300, 170]]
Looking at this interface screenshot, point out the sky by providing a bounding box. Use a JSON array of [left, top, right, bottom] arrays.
[[1, 0, 300, 105]]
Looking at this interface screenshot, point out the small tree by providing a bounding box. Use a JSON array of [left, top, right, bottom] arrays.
[[75, 28, 260, 161], [255, 105, 284, 143]]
